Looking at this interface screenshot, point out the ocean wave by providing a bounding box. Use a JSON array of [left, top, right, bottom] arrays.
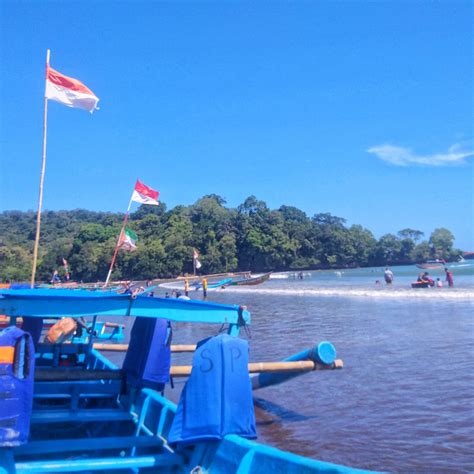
[[222, 286, 474, 301]]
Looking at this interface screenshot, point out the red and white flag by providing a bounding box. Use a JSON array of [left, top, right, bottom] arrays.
[[131, 180, 160, 206], [45, 65, 99, 113]]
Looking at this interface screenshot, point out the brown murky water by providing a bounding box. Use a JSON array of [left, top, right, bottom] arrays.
[[109, 265, 474, 473]]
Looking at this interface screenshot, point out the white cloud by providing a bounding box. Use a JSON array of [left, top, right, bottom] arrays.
[[367, 143, 474, 167]]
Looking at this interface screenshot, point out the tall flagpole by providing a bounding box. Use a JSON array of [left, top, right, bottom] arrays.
[[104, 194, 134, 287], [31, 49, 51, 288]]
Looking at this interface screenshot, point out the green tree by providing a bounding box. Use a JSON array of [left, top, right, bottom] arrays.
[[372, 234, 402, 265], [429, 228, 455, 258], [398, 228, 424, 242]]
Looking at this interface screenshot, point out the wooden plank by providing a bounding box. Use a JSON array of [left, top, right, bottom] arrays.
[[14, 435, 164, 455], [93, 343, 197, 352], [31, 409, 133, 424], [34, 368, 122, 381], [169, 359, 343, 377], [15, 454, 184, 472]]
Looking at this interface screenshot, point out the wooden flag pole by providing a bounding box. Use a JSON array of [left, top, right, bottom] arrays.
[[104, 194, 134, 287], [31, 49, 51, 288]]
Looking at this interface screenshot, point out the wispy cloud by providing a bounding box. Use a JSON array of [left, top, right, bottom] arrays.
[[367, 143, 474, 167]]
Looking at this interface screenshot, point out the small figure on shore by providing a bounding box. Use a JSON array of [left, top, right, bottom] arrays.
[[436, 278, 443, 288], [202, 277, 208, 299], [184, 276, 189, 297], [445, 268, 454, 287], [375, 280, 381, 286], [384, 267, 394, 285], [146, 279, 154, 297], [298, 271, 304, 280], [51, 270, 61, 285], [62, 258, 70, 281], [165, 292, 170, 298], [177, 291, 190, 300]]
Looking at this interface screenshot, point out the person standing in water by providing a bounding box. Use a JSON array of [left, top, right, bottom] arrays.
[[384, 267, 394, 285], [445, 268, 454, 287]]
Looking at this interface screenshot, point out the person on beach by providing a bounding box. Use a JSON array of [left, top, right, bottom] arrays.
[[50, 270, 61, 284], [418, 272, 434, 285], [445, 268, 454, 287], [384, 267, 394, 284], [184, 276, 189, 297], [146, 279, 154, 297], [436, 278, 443, 288], [202, 277, 208, 299]]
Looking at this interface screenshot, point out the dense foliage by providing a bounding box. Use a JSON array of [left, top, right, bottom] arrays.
[[0, 196, 463, 282]]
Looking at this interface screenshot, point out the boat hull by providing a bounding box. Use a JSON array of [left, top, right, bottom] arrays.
[[5, 348, 375, 474], [230, 272, 272, 286]]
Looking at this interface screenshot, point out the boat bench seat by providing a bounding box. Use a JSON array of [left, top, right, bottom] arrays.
[[31, 408, 134, 424], [34, 379, 122, 397], [15, 453, 185, 473], [14, 435, 165, 456]]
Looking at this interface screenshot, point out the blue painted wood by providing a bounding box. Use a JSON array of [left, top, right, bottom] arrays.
[[14, 435, 164, 455], [0, 289, 251, 325], [15, 454, 184, 473], [31, 409, 134, 424], [251, 343, 337, 390], [34, 381, 121, 396]]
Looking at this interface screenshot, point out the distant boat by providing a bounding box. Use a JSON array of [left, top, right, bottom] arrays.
[[228, 272, 272, 286], [415, 259, 446, 269]]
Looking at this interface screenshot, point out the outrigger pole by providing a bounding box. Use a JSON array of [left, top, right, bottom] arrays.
[[31, 49, 51, 288], [103, 192, 134, 287]]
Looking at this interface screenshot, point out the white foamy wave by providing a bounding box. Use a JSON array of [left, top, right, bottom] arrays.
[[270, 273, 289, 279], [223, 286, 474, 301]]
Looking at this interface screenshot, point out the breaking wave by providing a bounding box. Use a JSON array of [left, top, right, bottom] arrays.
[[222, 286, 474, 301]]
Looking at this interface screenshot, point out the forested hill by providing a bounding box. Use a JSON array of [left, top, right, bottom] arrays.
[[0, 195, 462, 282]]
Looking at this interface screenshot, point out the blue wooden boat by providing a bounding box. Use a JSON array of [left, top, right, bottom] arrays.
[[227, 272, 272, 286], [0, 289, 376, 473], [194, 277, 233, 290]]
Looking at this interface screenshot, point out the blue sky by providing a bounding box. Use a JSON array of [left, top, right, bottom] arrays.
[[0, 1, 472, 249]]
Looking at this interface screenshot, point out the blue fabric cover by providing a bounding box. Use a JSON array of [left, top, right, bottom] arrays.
[[6, 285, 44, 346], [0, 327, 35, 446], [9, 284, 31, 290], [122, 317, 171, 391], [169, 334, 257, 444]]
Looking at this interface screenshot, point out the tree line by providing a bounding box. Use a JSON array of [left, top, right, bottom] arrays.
[[0, 195, 463, 282]]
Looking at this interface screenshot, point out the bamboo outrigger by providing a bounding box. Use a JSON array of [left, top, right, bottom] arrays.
[[0, 288, 373, 474]]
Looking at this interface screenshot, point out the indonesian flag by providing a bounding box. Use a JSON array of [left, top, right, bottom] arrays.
[[45, 65, 99, 113], [131, 180, 159, 206], [193, 249, 202, 269], [119, 228, 138, 251]]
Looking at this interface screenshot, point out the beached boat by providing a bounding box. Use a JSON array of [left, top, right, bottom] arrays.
[[0, 288, 372, 473], [228, 272, 272, 286]]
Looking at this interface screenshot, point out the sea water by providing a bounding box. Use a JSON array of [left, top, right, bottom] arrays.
[[121, 263, 474, 472]]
